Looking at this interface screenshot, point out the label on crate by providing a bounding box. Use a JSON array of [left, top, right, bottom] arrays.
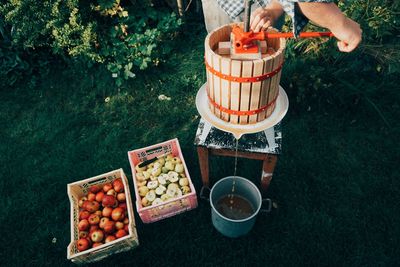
[[149, 198, 190, 219], [135, 143, 174, 163]]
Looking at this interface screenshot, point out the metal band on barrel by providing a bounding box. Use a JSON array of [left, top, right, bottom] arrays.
[[204, 58, 283, 83], [206, 86, 279, 116]]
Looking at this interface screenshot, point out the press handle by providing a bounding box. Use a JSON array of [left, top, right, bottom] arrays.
[[265, 32, 334, 39]]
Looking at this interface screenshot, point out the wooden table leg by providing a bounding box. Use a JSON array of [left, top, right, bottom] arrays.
[[197, 146, 210, 187], [261, 154, 278, 192]]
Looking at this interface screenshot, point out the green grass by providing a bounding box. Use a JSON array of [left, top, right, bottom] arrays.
[[1, 19, 400, 267]]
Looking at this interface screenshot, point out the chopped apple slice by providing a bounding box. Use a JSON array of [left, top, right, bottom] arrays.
[[168, 171, 179, 183], [147, 181, 158, 190], [145, 190, 156, 202]]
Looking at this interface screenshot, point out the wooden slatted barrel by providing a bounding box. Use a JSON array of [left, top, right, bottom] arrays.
[[205, 23, 286, 124]]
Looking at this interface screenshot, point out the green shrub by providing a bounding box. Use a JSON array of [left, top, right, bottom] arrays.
[[0, 0, 182, 86]]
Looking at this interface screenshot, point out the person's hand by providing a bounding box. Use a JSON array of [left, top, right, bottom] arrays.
[[330, 17, 362, 52], [250, 5, 283, 32]]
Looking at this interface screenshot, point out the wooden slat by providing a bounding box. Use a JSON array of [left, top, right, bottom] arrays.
[[218, 42, 231, 55], [275, 38, 286, 99], [249, 59, 264, 123], [258, 55, 273, 121], [230, 60, 241, 124], [266, 52, 281, 117], [212, 54, 222, 118], [205, 49, 214, 113], [265, 54, 277, 118], [220, 57, 231, 121], [239, 61, 253, 124]]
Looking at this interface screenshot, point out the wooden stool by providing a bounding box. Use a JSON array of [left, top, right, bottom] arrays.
[[194, 119, 282, 193]]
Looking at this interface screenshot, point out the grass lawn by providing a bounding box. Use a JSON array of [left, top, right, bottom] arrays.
[[1, 18, 399, 267]]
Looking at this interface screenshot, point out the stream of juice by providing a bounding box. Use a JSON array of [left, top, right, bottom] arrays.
[[229, 138, 239, 209]]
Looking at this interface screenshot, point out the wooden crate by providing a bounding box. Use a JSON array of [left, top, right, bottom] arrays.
[[204, 23, 286, 124], [67, 169, 139, 264], [128, 138, 198, 223]]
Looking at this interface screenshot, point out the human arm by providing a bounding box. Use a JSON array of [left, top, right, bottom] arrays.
[[297, 2, 362, 52], [250, 0, 284, 32]]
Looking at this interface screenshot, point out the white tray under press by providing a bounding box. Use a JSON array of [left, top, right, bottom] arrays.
[[195, 83, 289, 139]]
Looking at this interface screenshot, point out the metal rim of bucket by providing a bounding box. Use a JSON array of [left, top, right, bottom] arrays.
[[210, 176, 262, 223]]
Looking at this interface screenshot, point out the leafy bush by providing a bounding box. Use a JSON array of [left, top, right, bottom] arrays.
[[0, 0, 182, 86]]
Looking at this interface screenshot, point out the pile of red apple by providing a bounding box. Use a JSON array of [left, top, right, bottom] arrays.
[[76, 179, 130, 252]]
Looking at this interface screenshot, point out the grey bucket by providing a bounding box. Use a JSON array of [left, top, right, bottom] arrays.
[[209, 176, 271, 238]]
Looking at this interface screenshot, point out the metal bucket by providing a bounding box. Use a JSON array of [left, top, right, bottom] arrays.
[[209, 176, 271, 238]]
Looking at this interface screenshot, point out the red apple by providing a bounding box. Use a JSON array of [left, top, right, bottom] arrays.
[[102, 207, 113, 217], [123, 217, 129, 224], [103, 183, 113, 192], [90, 229, 104, 243], [88, 214, 100, 225], [124, 224, 129, 233], [106, 189, 116, 197], [103, 221, 116, 234], [78, 219, 90, 231], [78, 197, 88, 208], [94, 210, 102, 216], [95, 191, 105, 202], [113, 179, 124, 193], [92, 242, 103, 248], [115, 221, 124, 230], [89, 225, 99, 234], [111, 207, 125, 221], [79, 231, 89, 239], [77, 238, 90, 252], [86, 237, 92, 246], [118, 202, 127, 210], [117, 193, 126, 202], [102, 195, 116, 208], [99, 217, 109, 229], [115, 229, 127, 238], [83, 201, 100, 213], [89, 185, 101, 193], [79, 210, 90, 220], [105, 235, 116, 243], [87, 192, 96, 201]]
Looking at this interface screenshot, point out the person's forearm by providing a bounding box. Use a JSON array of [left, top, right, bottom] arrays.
[[297, 2, 346, 31], [268, 0, 284, 22], [298, 2, 362, 52]]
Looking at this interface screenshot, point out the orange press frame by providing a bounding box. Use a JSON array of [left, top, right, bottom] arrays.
[[231, 25, 334, 54]]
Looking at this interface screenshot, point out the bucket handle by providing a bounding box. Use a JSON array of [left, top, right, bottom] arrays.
[[200, 186, 211, 202], [260, 198, 272, 213]]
